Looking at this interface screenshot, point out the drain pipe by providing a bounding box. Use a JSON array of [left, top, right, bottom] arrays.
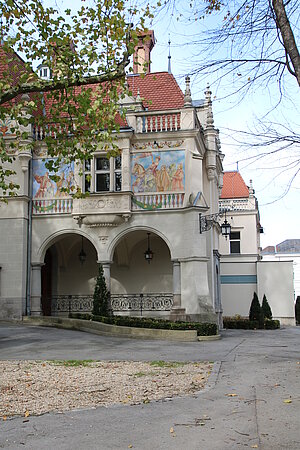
[[25, 156, 33, 316]]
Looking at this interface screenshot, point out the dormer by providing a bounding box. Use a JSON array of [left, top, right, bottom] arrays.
[[37, 62, 52, 80]]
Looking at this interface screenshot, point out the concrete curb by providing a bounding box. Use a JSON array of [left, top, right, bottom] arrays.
[[22, 316, 220, 342]]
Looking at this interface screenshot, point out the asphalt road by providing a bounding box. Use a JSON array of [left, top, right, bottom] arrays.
[[0, 322, 299, 450]]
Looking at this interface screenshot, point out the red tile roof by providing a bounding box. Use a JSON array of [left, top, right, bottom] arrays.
[[221, 171, 249, 199], [127, 72, 184, 110]]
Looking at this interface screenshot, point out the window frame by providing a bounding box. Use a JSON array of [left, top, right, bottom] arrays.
[[84, 154, 122, 193], [229, 230, 241, 254]]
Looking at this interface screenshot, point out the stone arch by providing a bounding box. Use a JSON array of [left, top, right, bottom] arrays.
[[37, 229, 99, 263], [108, 225, 173, 262]]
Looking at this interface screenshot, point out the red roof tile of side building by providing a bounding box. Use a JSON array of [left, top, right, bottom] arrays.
[[220, 171, 249, 199]]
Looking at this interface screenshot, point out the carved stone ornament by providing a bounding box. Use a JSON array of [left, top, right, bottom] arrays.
[[82, 213, 131, 228], [98, 236, 109, 244], [132, 140, 184, 150], [207, 168, 216, 181]]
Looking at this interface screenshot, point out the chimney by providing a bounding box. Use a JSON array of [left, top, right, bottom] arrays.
[[133, 30, 155, 75]]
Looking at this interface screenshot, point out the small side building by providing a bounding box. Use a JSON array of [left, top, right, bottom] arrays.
[[219, 171, 295, 326]]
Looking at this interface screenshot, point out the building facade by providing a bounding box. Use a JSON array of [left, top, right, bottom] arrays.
[[0, 35, 224, 326], [219, 172, 295, 325]]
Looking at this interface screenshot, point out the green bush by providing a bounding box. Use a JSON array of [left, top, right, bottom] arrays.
[[70, 313, 218, 336], [295, 296, 300, 325], [249, 292, 264, 328], [264, 319, 280, 330], [223, 316, 280, 330], [262, 294, 272, 319], [92, 264, 110, 317], [223, 318, 259, 330]]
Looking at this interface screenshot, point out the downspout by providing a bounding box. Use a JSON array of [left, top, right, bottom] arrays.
[[25, 155, 33, 316]]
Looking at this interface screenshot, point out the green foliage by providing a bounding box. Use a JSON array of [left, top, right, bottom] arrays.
[[70, 312, 218, 336], [223, 316, 280, 330], [92, 264, 110, 317], [223, 318, 259, 330], [295, 296, 300, 325], [264, 319, 280, 330], [262, 294, 272, 320], [249, 292, 264, 328], [0, 0, 150, 197]]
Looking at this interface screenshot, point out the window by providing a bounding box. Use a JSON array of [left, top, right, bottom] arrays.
[[230, 231, 241, 254], [84, 155, 122, 193]]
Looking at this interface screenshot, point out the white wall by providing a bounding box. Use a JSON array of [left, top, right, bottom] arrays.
[[257, 261, 295, 326]]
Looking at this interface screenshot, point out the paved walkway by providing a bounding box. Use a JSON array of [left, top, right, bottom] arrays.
[[0, 322, 299, 449]]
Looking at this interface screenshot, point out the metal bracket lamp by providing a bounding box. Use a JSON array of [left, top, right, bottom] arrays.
[[199, 211, 231, 239], [144, 232, 154, 263], [78, 236, 87, 265]]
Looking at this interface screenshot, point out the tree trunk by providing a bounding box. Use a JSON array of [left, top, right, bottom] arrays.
[[272, 0, 300, 86]]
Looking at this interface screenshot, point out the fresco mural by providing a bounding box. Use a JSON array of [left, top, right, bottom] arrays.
[[131, 151, 185, 194], [32, 159, 74, 199]]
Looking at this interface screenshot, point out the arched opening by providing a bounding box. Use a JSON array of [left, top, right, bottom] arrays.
[[111, 230, 174, 317], [41, 233, 98, 315]]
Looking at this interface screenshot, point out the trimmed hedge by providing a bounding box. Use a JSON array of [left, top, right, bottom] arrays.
[[223, 317, 280, 330], [69, 313, 218, 336]]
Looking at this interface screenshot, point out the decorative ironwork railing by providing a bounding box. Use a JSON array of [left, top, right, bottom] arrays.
[[33, 198, 73, 214], [50, 293, 173, 315], [110, 293, 173, 312], [132, 193, 184, 210], [136, 111, 181, 133], [51, 295, 93, 313]]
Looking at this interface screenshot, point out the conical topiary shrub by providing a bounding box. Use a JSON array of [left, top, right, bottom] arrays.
[[295, 296, 300, 325], [249, 292, 264, 327], [262, 294, 272, 320], [92, 263, 110, 317]]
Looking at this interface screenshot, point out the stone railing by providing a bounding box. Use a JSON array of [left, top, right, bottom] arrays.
[[219, 198, 255, 211], [33, 198, 73, 215], [136, 110, 181, 133], [132, 192, 184, 210], [50, 293, 173, 314]]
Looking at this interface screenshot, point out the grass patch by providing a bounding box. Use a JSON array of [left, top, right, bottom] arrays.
[[149, 361, 186, 368], [48, 360, 95, 367]]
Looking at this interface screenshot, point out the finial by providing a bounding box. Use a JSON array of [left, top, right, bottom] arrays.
[[168, 35, 171, 74], [236, 161, 239, 171], [205, 83, 212, 104], [249, 179, 255, 196], [205, 83, 214, 128], [184, 75, 192, 107]]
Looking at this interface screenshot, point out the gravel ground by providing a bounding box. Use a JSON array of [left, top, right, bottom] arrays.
[[0, 360, 212, 419]]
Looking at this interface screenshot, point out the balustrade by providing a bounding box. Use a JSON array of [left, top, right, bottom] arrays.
[[132, 192, 184, 210], [33, 198, 73, 214]]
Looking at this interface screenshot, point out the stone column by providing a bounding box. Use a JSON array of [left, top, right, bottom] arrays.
[[121, 147, 131, 191], [172, 260, 181, 307], [170, 260, 186, 321], [31, 263, 43, 316]]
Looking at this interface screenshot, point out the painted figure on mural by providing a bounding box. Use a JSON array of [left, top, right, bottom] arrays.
[[144, 154, 160, 192], [171, 163, 184, 191], [157, 165, 170, 191], [34, 172, 55, 198], [131, 150, 185, 194]]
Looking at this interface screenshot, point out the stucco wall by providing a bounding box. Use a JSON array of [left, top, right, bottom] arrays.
[[257, 261, 295, 325], [0, 201, 28, 319]]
